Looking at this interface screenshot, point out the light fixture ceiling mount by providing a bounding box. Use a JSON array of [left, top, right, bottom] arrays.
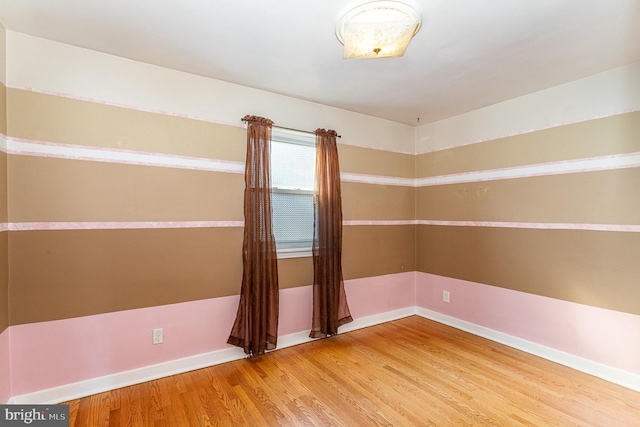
[[336, 1, 421, 59]]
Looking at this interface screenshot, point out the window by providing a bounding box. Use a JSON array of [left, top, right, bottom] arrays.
[[270, 128, 315, 258]]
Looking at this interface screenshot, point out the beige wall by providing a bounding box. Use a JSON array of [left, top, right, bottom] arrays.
[[416, 62, 640, 316], [0, 24, 8, 334], [5, 32, 416, 326], [3, 29, 640, 327], [6, 87, 415, 324]]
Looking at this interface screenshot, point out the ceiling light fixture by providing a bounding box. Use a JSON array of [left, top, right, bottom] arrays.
[[335, 1, 421, 59]]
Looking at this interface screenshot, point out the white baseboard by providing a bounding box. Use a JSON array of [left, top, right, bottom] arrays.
[[415, 307, 640, 393], [10, 305, 638, 403], [9, 307, 416, 404], [8, 346, 248, 404], [340, 306, 417, 334], [277, 306, 416, 350]]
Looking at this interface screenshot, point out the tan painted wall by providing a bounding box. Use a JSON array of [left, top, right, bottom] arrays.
[[415, 64, 640, 316], [0, 24, 8, 334], [0, 90, 5, 215], [416, 168, 640, 225], [0, 84, 6, 138], [5, 36, 416, 325], [8, 83, 640, 320], [0, 232, 7, 333], [417, 225, 640, 314], [416, 111, 640, 178], [4, 30, 640, 327], [8, 155, 246, 223], [8, 88, 247, 160]]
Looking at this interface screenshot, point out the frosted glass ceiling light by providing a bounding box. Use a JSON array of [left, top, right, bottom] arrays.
[[336, 1, 421, 59]]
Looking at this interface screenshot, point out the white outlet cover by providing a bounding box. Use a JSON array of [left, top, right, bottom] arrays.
[[153, 328, 163, 344]]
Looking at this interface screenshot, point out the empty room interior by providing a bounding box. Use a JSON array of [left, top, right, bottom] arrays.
[[0, 0, 639, 425]]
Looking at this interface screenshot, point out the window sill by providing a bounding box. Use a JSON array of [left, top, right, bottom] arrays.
[[277, 247, 312, 259]]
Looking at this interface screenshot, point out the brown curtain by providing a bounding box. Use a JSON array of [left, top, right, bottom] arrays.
[[228, 115, 279, 355], [310, 129, 353, 339]]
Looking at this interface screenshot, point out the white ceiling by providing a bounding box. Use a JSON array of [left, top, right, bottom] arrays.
[[1, 0, 639, 126]]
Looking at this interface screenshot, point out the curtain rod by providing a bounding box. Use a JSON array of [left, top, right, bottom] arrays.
[[240, 118, 341, 138]]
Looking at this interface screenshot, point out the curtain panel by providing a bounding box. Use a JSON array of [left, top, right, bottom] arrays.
[[310, 129, 353, 339], [228, 115, 279, 355]]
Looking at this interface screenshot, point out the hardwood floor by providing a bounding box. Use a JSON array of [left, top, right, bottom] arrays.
[[64, 316, 640, 426]]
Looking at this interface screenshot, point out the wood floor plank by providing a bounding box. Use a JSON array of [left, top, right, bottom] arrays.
[[66, 398, 80, 426], [288, 348, 411, 425], [87, 391, 111, 426], [364, 318, 587, 425], [118, 382, 147, 426], [63, 316, 640, 426], [233, 360, 293, 425], [72, 390, 93, 426]]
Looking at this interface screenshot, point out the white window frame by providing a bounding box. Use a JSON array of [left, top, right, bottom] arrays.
[[270, 128, 316, 258]]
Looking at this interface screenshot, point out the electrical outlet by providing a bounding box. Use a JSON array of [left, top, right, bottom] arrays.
[[153, 328, 163, 345], [443, 291, 450, 303]]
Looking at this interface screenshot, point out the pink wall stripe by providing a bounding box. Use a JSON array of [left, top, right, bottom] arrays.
[[416, 107, 640, 155], [8, 271, 639, 398], [11, 84, 639, 157], [343, 220, 415, 226], [417, 220, 640, 233], [416, 151, 640, 187], [8, 84, 412, 155], [5, 135, 640, 188], [8, 273, 414, 397], [277, 272, 415, 335], [338, 140, 414, 155], [7, 136, 245, 174], [0, 329, 10, 404], [9, 84, 244, 129], [7, 221, 244, 231], [345, 272, 416, 319], [341, 172, 414, 187], [1, 220, 638, 233], [9, 295, 241, 396], [415, 272, 640, 375], [0, 134, 7, 153], [6, 135, 413, 184]]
